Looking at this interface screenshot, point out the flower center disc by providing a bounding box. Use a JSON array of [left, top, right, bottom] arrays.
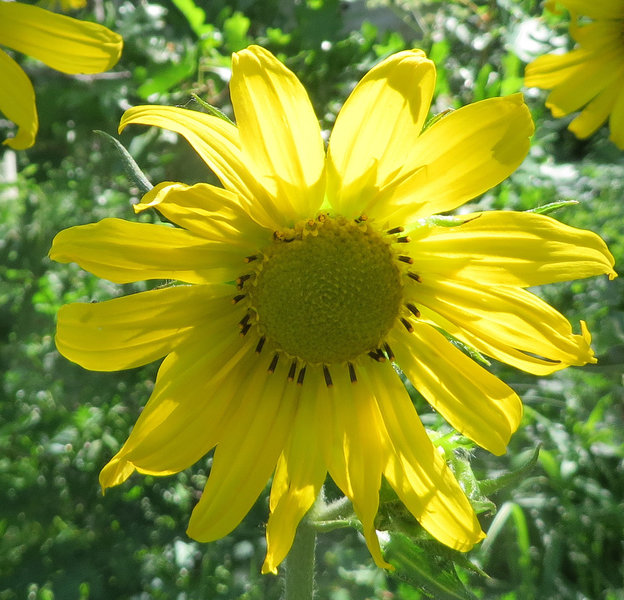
[[251, 216, 403, 364]]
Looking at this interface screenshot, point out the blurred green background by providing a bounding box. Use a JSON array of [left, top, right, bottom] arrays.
[[1, 1, 623, 598]]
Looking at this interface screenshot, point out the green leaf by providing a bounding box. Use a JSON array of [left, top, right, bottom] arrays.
[[383, 533, 479, 600], [223, 11, 251, 53], [479, 445, 541, 496], [172, 0, 210, 38], [136, 48, 197, 98]]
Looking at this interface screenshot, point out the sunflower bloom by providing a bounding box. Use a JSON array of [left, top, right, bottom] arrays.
[[525, 0, 624, 148], [0, 1, 122, 149], [51, 46, 616, 573]]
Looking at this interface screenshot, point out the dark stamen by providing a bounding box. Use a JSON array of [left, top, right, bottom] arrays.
[[232, 294, 246, 304], [268, 353, 279, 373], [387, 226, 404, 235], [407, 272, 421, 283], [238, 314, 251, 329], [323, 365, 333, 387], [236, 274, 252, 289], [396, 236, 411, 243], [297, 366, 306, 386], [355, 215, 368, 223], [406, 303, 421, 318], [368, 349, 386, 362], [401, 318, 414, 333], [383, 343, 395, 361], [348, 362, 357, 384], [240, 323, 251, 337], [244, 255, 258, 263], [287, 360, 297, 382], [398, 255, 414, 264], [255, 336, 266, 354]]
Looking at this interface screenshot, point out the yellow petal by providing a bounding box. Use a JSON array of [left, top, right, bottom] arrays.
[[119, 105, 284, 230], [49, 218, 245, 284], [112, 336, 265, 478], [375, 94, 534, 224], [608, 84, 624, 150], [322, 365, 392, 569], [56, 284, 235, 371], [570, 20, 622, 50], [99, 454, 136, 491], [525, 47, 592, 90], [544, 46, 621, 118], [187, 356, 298, 542], [0, 2, 122, 74], [390, 323, 522, 456], [409, 278, 597, 370], [409, 210, 616, 286], [557, 0, 624, 19], [327, 50, 435, 218], [135, 181, 271, 248], [231, 46, 325, 220], [263, 371, 327, 574], [569, 78, 622, 139], [368, 365, 485, 550], [0, 48, 37, 149], [416, 305, 585, 376]]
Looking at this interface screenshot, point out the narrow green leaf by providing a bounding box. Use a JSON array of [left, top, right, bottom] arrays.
[[421, 214, 482, 228], [191, 93, 235, 125], [93, 130, 153, 194], [526, 200, 578, 215]]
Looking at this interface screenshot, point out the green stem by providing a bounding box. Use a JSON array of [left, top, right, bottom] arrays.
[[284, 520, 316, 600]]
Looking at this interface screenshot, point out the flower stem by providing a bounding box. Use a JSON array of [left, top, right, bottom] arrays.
[[284, 520, 316, 600]]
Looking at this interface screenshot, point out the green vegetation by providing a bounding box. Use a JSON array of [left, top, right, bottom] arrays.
[[1, 1, 622, 598]]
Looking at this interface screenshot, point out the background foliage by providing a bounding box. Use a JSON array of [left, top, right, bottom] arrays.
[[1, 0, 623, 598]]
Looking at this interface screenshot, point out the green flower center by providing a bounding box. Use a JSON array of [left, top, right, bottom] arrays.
[[250, 216, 403, 364]]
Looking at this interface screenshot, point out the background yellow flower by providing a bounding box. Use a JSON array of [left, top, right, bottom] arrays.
[[525, 0, 624, 148], [0, 1, 122, 149]]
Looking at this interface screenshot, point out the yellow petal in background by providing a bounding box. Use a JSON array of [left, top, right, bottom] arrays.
[[609, 84, 624, 150], [557, 0, 624, 19], [525, 47, 592, 90], [0, 48, 37, 149], [327, 50, 435, 217], [378, 94, 534, 224], [569, 79, 621, 139], [231, 45, 326, 220], [50, 218, 245, 284], [544, 47, 621, 118], [0, 2, 122, 74]]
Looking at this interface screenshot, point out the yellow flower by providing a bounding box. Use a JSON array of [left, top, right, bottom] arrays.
[[50, 46, 616, 574], [0, 1, 122, 149], [525, 0, 624, 149]]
